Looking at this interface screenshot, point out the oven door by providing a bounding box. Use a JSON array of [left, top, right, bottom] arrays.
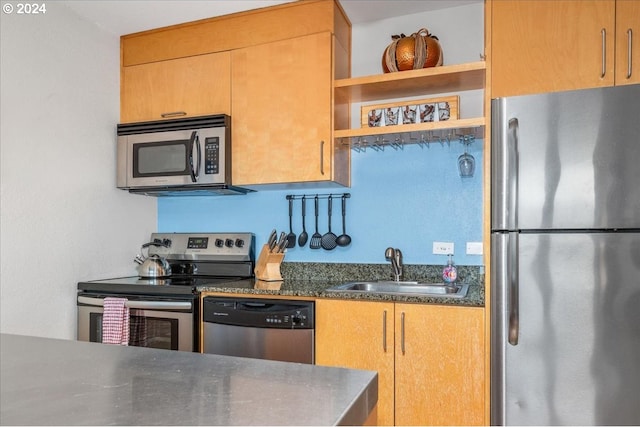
[[117, 126, 227, 189], [77, 295, 195, 352]]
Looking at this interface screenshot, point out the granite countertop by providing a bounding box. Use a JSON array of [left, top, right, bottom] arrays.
[[198, 261, 484, 307], [198, 278, 484, 307], [0, 334, 377, 426]]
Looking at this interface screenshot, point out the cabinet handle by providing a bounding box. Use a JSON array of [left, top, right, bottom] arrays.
[[320, 141, 325, 175], [628, 29, 633, 79], [601, 28, 607, 78], [161, 111, 187, 118], [382, 310, 387, 352], [401, 311, 406, 355]]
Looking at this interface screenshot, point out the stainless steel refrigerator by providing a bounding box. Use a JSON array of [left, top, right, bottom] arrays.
[[491, 84, 640, 425]]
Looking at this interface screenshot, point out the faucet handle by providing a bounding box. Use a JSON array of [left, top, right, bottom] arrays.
[[395, 248, 403, 265], [395, 249, 403, 279]]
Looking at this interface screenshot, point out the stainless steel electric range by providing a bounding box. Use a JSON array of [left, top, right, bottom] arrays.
[[77, 232, 255, 352]]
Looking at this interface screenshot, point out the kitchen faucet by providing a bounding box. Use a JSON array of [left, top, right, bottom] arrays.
[[385, 247, 403, 281]]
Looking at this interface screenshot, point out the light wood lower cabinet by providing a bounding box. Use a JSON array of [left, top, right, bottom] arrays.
[[394, 303, 485, 426], [120, 51, 231, 123], [316, 300, 395, 425], [316, 299, 485, 426], [231, 31, 349, 187]]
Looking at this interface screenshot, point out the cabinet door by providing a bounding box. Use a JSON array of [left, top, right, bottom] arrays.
[[491, 1, 615, 97], [231, 32, 333, 186], [615, 0, 640, 85], [395, 304, 485, 426], [121, 52, 231, 123], [315, 299, 395, 426]]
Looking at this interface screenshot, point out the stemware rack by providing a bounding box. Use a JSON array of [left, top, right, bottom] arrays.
[[340, 127, 482, 153]]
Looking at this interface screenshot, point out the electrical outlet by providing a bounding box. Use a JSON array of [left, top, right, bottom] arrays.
[[433, 242, 454, 255], [466, 242, 483, 255]]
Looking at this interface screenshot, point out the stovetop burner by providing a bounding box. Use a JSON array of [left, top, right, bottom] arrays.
[[78, 233, 255, 296]]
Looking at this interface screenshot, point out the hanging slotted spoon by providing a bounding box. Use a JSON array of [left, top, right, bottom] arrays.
[[310, 195, 322, 249], [321, 195, 338, 250]]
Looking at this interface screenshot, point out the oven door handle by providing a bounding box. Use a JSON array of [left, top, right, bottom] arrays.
[[77, 296, 192, 310]]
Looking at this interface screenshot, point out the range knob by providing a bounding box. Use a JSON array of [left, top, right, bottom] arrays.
[[235, 239, 245, 248], [225, 239, 234, 248], [214, 239, 224, 248], [292, 314, 302, 325]]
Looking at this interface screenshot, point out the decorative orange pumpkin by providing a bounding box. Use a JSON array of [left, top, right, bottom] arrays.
[[382, 28, 443, 73]]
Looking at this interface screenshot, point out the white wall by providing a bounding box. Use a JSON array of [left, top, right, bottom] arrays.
[[0, 3, 156, 339]]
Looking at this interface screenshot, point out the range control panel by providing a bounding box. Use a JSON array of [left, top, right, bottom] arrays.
[[147, 232, 254, 262]]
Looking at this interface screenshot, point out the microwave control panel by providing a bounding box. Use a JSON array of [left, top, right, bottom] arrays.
[[204, 137, 219, 175]]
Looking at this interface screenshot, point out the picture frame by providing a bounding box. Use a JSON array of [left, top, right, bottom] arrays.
[[361, 96, 459, 128]]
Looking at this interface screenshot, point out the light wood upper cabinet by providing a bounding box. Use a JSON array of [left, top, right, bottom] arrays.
[[120, 52, 231, 123], [231, 32, 349, 187], [491, 1, 618, 97], [615, 0, 640, 85], [316, 299, 485, 426]]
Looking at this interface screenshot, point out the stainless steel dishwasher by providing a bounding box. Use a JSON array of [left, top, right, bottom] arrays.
[[202, 297, 314, 364]]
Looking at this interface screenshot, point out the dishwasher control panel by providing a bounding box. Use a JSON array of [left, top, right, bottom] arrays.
[[202, 297, 314, 329]]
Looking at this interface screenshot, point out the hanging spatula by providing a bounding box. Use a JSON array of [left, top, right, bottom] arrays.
[[310, 195, 322, 249]]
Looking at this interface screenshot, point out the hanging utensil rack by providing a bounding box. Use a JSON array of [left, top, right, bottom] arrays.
[[286, 193, 351, 200]]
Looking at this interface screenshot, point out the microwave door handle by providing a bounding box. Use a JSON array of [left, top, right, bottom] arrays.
[[188, 131, 200, 182]]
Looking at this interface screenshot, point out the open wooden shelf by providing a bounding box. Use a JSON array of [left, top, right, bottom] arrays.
[[333, 61, 486, 149], [334, 61, 486, 103]]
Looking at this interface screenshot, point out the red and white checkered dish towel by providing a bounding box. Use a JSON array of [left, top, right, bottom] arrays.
[[102, 297, 130, 345]]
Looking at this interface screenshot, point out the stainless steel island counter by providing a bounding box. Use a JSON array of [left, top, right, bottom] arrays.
[[0, 334, 377, 426]]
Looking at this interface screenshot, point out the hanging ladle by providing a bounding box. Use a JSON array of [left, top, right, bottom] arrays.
[[336, 195, 351, 247]]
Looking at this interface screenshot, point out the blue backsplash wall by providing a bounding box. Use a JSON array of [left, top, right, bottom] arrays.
[[158, 140, 484, 266]]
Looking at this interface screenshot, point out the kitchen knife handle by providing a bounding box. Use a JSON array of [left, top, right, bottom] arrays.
[[508, 232, 519, 346], [627, 28, 633, 79]]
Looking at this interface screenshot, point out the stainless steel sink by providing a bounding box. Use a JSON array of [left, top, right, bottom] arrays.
[[326, 281, 469, 298]]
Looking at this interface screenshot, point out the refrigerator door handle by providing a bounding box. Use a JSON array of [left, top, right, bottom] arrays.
[[491, 99, 519, 231], [507, 231, 519, 346], [507, 118, 519, 231]]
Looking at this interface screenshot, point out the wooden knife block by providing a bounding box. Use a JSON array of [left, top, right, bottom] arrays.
[[254, 244, 284, 282]]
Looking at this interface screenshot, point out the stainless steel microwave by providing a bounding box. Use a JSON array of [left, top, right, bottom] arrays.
[[116, 115, 249, 196]]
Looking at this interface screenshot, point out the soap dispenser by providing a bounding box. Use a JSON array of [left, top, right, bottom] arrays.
[[442, 254, 458, 284]]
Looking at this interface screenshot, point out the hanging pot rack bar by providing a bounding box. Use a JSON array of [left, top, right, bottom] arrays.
[[286, 193, 351, 201]]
